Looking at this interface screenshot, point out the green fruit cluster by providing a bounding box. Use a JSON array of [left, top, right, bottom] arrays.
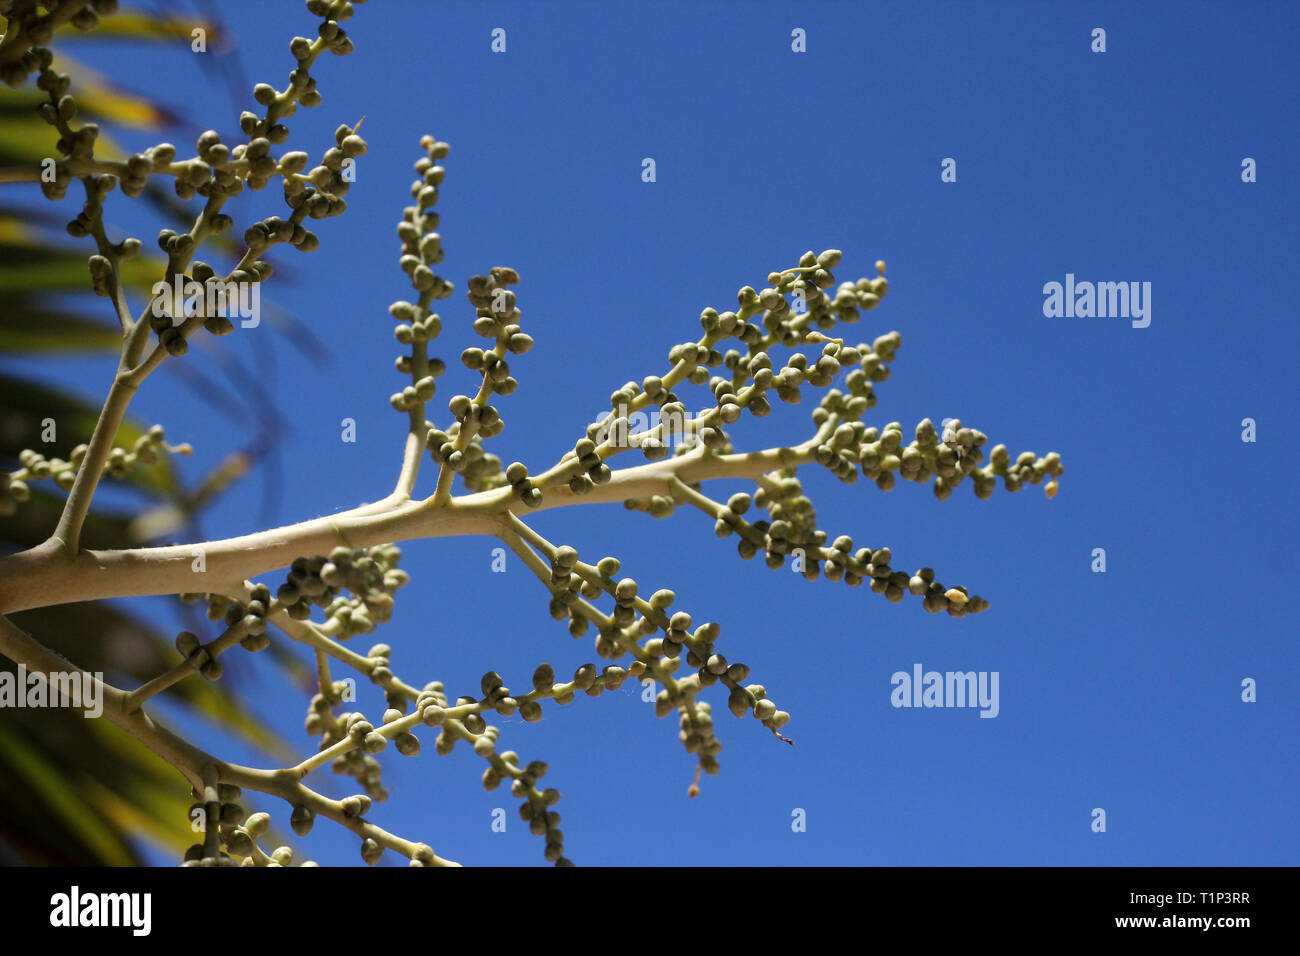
[[301, 546, 404, 632], [0, 424, 188, 516]]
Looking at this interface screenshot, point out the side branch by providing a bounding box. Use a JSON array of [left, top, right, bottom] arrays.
[[0, 614, 459, 866], [50, 373, 138, 555]]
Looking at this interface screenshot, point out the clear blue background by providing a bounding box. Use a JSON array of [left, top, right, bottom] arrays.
[[21, 0, 1299, 866]]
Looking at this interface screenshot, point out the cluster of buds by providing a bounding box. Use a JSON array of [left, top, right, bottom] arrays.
[[297, 122, 365, 197], [902, 567, 989, 615], [181, 782, 245, 868], [173, 629, 221, 681], [504, 461, 543, 507], [304, 666, 394, 800], [0, 2, 118, 89], [390, 312, 446, 406], [598, 378, 696, 463], [637, 374, 699, 458], [989, 444, 1064, 498], [470, 722, 569, 863], [0, 424, 187, 515], [711, 479, 989, 614], [391, 367, 439, 412], [576, 249, 1057, 628], [327, 672, 407, 798], [22, 43, 82, 198], [286, 0, 365, 109], [580, 253, 891, 498], [326, 710, 389, 801], [71, 4, 367, 360], [524, 541, 786, 760], [244, 203, 322, 251], [114, 142, 185, 199], [544, 546, 591, 632], [388, 135, 453, 421], [413, 680, 450, 730], [424, 425, 506, 492], [725, 683, 791, 737], [523, 660, 629, 715], [234, 584, 273, 651], [241, 0, 363, 140], [0, 472, 31, 517], [766, 250, 888, 332], [836, 414, 1064, 502], [425, 420, 473, 470], [652, 674, 728, 770], [455, 434, 507, 492], [11, 447, 73, 493], [179, 781, 319, 866], [390, 305, 444, 349], [162, 135, 216, 202], [300, 622, 574, 863], [558, 437, 611, 497], [623, 489, 681, 519], [85, 252, 121, 298], [476, 671, 518, 720], [266, 545, 407, 636], [61, 166, 107, 239], [137, 127, 358, 357], [183, 788, 318, 867], [148, 258, 260, 355], [678, 699, 721, 761], [510, 758, 568, 864], [180, 582, 273, 681], [447, 266, 528, 434], [717, 485, 820, 570], [723, 255, 883, 392], [397, 139, 454, 293], [439, 696, 485, 748], [755, 478, 819, 554], [219, 808, 318, 868]]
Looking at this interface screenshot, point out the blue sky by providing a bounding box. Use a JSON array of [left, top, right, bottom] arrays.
[[19, 0, 1299, 865]]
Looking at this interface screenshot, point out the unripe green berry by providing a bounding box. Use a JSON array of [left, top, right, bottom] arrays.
[[519, 700, 543, 722]]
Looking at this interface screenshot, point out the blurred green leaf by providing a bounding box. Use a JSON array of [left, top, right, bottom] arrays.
[[0, 721, 140, 864], [0, 302, 120, 352], [56, 11, 226, 47]]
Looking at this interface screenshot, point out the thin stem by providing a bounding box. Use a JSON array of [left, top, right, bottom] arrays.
[[314, 649, 333, 699], [50, 374, 137, 556], [122, 622, 246, 713]]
